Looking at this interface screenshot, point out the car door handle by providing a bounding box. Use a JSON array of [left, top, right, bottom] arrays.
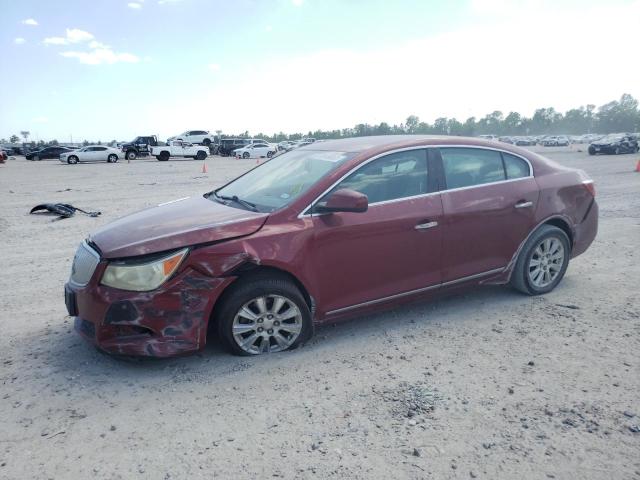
[[415, 221, 438, 230], [515, 201, 533, 209]]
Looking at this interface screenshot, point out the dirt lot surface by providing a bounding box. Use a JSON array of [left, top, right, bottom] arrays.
[[1, 147, 639, 479]]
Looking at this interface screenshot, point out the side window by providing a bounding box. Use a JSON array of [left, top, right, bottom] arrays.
[[502, 152, 530, 179], [331, 150, 428, 204], [441, 148, 505, 189], [96, 147, 107, 151]]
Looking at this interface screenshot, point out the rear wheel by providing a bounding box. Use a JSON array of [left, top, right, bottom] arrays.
[[67, 156, 79, 164], [107, 154, 118, 163], [196, 150, 207, 160], [203, 138, 211, 146], [243, 152, 250, 159], [158, 151, 170, 161], [126, 151, 137, 160], [511, 225, 570, 295], [588, 146, 596, 155], [214, 276, 313, 356], [267, 151, 274, 158]]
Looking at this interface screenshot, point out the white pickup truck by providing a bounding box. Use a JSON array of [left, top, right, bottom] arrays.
[[150, 141, 209, 161]]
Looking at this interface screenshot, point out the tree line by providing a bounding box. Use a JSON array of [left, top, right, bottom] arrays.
[[3, 93, 638, 147], [250, 93, 640, 142]]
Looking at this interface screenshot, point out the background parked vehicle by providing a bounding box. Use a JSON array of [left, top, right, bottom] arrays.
[[60, 146, 121, 164], [26, 146, 75, 161], [233, 143, 277, 159], [219, 138, 251, 156], [120, 135, 161, 160], [150, 140, 209, 161], [588, 134, 639, 155], [167, 130, 214, 146]]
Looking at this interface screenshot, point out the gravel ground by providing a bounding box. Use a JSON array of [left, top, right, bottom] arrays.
[[0, 146, 639, 479]]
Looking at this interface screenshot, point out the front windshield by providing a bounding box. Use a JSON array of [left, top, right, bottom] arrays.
[[601, 135, 623, 142], [212, 149, 354, 212]]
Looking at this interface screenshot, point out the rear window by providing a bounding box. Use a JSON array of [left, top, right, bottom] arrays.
[[502, 152, 530, 179]]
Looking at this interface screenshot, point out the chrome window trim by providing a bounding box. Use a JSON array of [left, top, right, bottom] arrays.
[[325, 267, 505, 316], [298, 144, 534, 219]]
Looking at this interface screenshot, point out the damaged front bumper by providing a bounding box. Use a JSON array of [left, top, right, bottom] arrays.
[[66, 264, 235, 357]]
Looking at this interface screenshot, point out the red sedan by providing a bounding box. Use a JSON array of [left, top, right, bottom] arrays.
[[65, 136, 598, 357]]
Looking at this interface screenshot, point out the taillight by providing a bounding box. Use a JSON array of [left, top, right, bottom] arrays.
[[582, 180, 596, 197]]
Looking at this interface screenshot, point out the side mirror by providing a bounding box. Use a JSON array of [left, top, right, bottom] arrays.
[[314, 188, 368, 214]]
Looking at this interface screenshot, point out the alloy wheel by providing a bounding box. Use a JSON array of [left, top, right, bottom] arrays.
[[528, 237, 565, 288], [232, 295, 303, 355]]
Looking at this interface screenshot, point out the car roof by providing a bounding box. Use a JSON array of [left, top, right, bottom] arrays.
[[295, 135, 521, 154]]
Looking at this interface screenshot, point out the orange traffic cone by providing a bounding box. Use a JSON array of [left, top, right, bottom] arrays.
[[635, 160, 640, 172], [201, 161, 208, 174]]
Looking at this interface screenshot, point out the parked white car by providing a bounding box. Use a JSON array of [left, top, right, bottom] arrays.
[[150, 140, 209, 161], [233, 143, 277, 159], [167, 130, 214, 145], [60, 145, 121, 164]]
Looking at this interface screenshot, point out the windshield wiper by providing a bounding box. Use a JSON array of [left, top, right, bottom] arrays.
[[212, 191, 259, 212]]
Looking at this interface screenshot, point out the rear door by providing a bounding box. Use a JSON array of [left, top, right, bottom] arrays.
[[310, 148, 444, 315], [436, 147, 538, 282]]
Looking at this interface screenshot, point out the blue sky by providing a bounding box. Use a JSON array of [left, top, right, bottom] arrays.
[[2, 0, 639, 142]]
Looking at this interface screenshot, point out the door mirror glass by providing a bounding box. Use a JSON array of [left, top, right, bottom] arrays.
[[314, 188, 368, 214]]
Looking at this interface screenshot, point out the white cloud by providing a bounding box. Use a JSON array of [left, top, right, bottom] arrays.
[[89, 40, 110, 49], [22, 18, 38, 26], [14, 37, 26, 45], [208, 63, 220, 72], [128, 2, 142, 8], [43, 36, 68, 45], [60, 49, 140, 65], [44, 28, 94, 46]]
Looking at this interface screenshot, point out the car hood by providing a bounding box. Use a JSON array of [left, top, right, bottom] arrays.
[[90, 196, 269, 259], [592, 139, 619, 145]]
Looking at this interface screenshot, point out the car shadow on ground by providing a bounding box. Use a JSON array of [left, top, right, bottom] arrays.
[[23, 281, 551, 392]]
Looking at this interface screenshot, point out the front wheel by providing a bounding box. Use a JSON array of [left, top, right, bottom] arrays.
[[511, 225, 570, 295], [126, 151, 137, 160], [107, 154, 118, 163], [67, 156, 79, 164], [267, 151, 274, 158], [203, 138, 211, 146], [158, 151, 170, 161], [196, 150, 207, 160], [215, 276, 313, 356], [242, 152, 250, 159], [588, 146, 596, 155]]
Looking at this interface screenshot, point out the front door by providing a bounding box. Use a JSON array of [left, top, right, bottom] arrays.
[[436, 147, 539, 282], [310, 148, 443, 315]]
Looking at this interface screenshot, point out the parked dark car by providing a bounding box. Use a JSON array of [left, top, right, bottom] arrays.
[[65, 136, 598, 358], [26, 146, 75, 161], [588, 134, 639, 155], [120, 135, 160, 160], [219, 138, 251, 156]]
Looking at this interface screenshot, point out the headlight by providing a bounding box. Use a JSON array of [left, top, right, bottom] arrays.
[[101, 248, 188, 291]]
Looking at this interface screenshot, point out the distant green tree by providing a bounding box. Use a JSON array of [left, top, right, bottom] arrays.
[[10, 135, 19, 143], [82, 140, 89, 146], [49, 139, 59, 145], [405, 115, 420, 134]]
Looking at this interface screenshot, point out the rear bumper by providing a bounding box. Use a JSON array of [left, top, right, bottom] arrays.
[[66, 267, 235, 357], [572, 199, 598, 258]]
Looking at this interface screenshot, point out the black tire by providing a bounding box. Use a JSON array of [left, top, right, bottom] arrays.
[[267, 151, 274, 158], [158, 151, 170, 161], [107, 154, 118, 163], [588, 146, 596, 155], [203, 138, 211, 146], [214, 275, 313, 356], [242, 152, 250, 159], [126, 150, 137, 160], [196, 150, 207, 161], [511, 225, 571, 296], [68, 155, 79, 164]]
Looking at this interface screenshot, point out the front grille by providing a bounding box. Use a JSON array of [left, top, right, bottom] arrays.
[[70, 241, 100, 286]]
